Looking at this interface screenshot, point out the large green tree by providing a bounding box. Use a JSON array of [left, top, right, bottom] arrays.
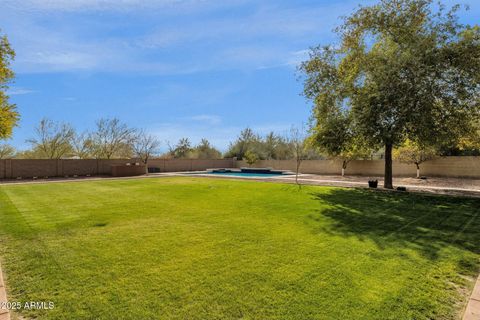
[[0, 31, 19, 139], [301, 0, 480, 188]]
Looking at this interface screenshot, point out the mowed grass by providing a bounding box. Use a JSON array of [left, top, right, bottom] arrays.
[[0, 177, 479, 319]]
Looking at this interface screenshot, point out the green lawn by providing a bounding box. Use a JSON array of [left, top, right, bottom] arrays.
[[0, 177, 479, 319]]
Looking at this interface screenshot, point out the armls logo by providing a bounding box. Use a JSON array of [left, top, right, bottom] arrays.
[[1, 301, 54, 310]]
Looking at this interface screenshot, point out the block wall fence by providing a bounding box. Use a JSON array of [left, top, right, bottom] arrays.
[[0, 159, 234, 179], [236, 156, 480, 178], [0, 157, 478, 179]]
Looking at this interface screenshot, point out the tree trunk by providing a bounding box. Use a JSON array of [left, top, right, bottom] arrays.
[[144, 158, 149, 175], [416, 163, 420, 179], [342, 160, 348, 177], [384, 143, 393, 189], [295, 159, 301, 184]]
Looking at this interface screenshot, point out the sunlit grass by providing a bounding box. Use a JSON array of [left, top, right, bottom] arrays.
[[0, 177, 478, 319]]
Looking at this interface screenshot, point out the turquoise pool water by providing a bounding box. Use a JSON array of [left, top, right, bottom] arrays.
[[195, 172, 290, 177]]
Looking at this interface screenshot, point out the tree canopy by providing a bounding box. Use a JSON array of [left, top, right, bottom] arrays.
[[168, 138, 192, 158], [393, 139, 438, 178], [309, 110, 372, 175], [224, 128, 261, 160], [90, 118, 136, 159], [0, 143, 15, 159], [132, 130, 160, 173], [0, 31, 19, 139], [26, 118, 75, 159], [225, 128, 321, 160], [193, 139, 222, 159], [301, 0, 480, 188]]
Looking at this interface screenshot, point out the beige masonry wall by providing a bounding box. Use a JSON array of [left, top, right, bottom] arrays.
[[0, 158, 235, 179], [0, 157, 478, 179], [236, 156, 480, 178], [1, 159, 112, 179]]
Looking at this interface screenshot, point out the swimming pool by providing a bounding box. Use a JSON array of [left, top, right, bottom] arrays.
[[188, 167, 294, 178], [201, 171, 290, 177]]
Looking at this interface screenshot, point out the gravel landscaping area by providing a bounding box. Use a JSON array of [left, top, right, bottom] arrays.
[[272, 174, 480, 197]]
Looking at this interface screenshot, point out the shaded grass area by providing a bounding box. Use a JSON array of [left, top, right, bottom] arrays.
[[0, 177, 479, 319]]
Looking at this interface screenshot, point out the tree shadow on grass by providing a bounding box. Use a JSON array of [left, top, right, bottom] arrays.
[[308, 188, 480, 269]]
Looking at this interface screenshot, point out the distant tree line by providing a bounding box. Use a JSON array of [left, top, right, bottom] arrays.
[[0, 118, 160, 161], [0, 118, 223, 160], [0, 118, 478, 169], [224, 127, 323, 161], [165, 138, 222, 159], [0, 119, 320, 162]]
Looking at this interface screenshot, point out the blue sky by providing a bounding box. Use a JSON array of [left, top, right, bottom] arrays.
[[1, 0, 479, 151]]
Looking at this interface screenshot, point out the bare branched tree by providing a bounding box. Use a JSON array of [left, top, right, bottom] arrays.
[[90, 118, 135, 159], [132, 130, 160, 174], [0, 144, 15, 159], [71, 131, 93, 159], [288, 125, 307, 185], [26, 118, 74, 159]]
